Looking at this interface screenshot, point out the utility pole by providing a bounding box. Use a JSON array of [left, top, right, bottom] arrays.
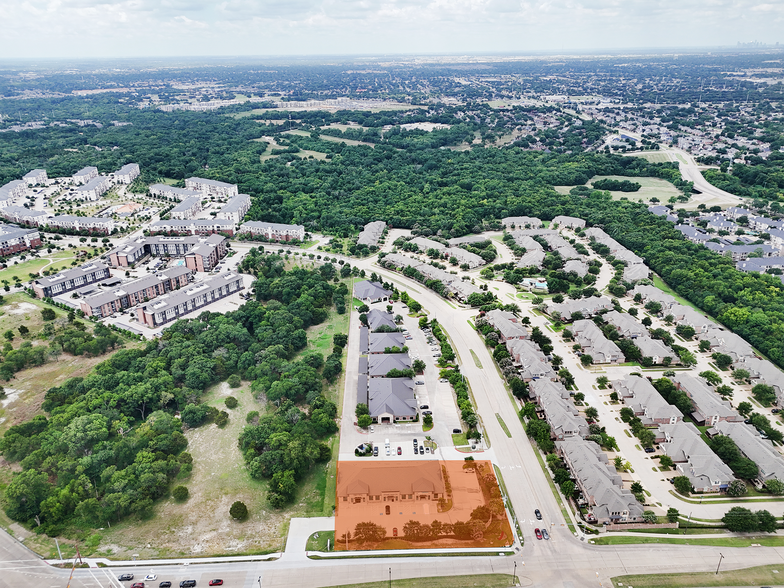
[[513, 561, 518, 585], [716, 553, 724, 575], [389, 567, 392, 588]]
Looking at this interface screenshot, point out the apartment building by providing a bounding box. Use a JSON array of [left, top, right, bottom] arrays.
[[149, 184, 203, 201], [109, 235, 226, 269], [32, 261, 111, 298], [169, 197, 202, 220], [0, 180, 26, 207], [0, 206, 50, 227], [184, 234, 227, 272], [552, 215, 586, 229], [0, 223, 42, 256], [239, 220, 305, 242], [76, 176, 111, 201], [185, 177, 238, 199], [72, 166, 98, 185], [80, 266, 192, 317], [46, 215, 114, 234], [22, 169, 47, 185], [148, 219, 236, 236], [216, 194, 251, 224], [114, 163, 140, 184], [136, 272, 244, 328]]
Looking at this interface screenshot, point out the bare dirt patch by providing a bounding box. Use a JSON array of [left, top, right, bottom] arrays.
[[6, 302, 38, 315]]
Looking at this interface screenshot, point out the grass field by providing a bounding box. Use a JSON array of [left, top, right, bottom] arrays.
[[592, 534, 784, 547], [627, 151, 672, 163], [553, 175, 681, 204], [0, 249, 79, 283], [612, 564, 784, 588], [324, 574, 515, 588], [307, 530, 335, 551]]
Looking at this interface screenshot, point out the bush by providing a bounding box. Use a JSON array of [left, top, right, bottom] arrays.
[[172, 486, 189, 501], [357, 414, 372, 428], [225, 396, 238, 409], [41, 308, 56, 321], [214, 410, 229, 428], [227, 374, 241, 388], [230, 501, 248, 520]]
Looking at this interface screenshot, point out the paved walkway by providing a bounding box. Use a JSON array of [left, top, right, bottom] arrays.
[[283, 517, 335, 561]]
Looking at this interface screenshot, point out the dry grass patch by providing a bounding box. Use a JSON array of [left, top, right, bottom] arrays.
[[613, 564, 784, 588]]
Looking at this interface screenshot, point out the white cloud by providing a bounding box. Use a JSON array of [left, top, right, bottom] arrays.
[[0, 0, 780, 58]]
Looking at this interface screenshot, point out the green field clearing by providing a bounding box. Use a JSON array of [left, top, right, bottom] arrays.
[[451, 432, 468, 446], [553, 175, 681, 203], [613, 563, 784, 588], [325, 574, 514, 588], [627, 151, 672, 163], [307, 530, 335, 551]]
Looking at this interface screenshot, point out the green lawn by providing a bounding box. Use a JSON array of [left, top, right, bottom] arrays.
[[324, 574, 515, 588], [0, 249, 78, 283], [612, 563, 784, 588], [495, 413, 512, 438], [451, 432, 468, 446], [593, 534, 784, 547], [470, 349, 483, 368], [306, 531, 335, 552]]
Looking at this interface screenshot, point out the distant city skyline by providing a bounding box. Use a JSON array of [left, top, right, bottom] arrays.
[[0, 0, 782, 59]]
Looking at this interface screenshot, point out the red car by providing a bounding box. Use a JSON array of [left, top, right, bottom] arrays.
[[209, 581, 223, 587], [131, 583, 145, 588], [534, 528, 542, 540], [397, 447, 402, 455]]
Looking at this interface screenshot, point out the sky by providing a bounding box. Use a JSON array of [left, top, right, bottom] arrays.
[[0, 0, 782, 59]]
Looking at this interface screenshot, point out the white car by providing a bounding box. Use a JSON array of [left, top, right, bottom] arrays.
[[144, 574, 158, 581]]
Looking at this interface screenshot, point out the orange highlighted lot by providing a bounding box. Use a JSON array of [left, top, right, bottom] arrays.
[[335, 460, 512, 551]]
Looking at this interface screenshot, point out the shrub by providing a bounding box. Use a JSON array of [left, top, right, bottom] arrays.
[[246, 410, 259, 424], [225, 396, 238, 409], [357, 414, 372, 428], [172, 486, 189, 501], [214, 410, 229, 428], [227, 374, 241, 388], [230, 501, 248, 520]]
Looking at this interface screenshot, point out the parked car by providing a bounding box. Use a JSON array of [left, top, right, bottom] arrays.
[[772, 408, 780, 414], [439, 378, 449, 383], [159, 583, 172, 588], [415, 380, 425, 385], [373, 446, 379, 457], [644, 447, 655, 453], [423, 410, 432, 415], [420, 404, 429, 409], [179, 581, 196, 588], [397, 447, 402, 455], [453, 428, 462, 434], [542, 529, 550, 540], [131, 583, 144, 588], [144, 576, 157, 582], [534, 528, 542, 540], [119, 574, 134, 581], [425, 447, 430, 454], [419, 446, 424, 455], [535, 509, 542, 520], [209, 581, 223, 587]]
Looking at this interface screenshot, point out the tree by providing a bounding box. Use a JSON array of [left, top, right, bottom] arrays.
[[596, 376, 609, 389], [412, 359, 426, 373], [585, 406, 599, 421], [227, 374, 241, 388], [333, 333, 348, 348], [756, 509, 778, 533], [712, 352, 733, 370], [225, 396, 238, 409], [673, 476, 691, 496], [641, 315, 652, 327], [638, 428, 656, 448], [580, 354, 593, 366], [765, 479, 784, 495], [41, 308, 56, 321], [230, 501, 248, 520], [722, 506, 758, 532], [737, 402, 753, 417], [698, 370, 722, 386], [751, 383, 777, 406], [726, 479, 748, 497], [357, 414, 372, 428], [172, 486, 189, 501], [630, 481, 644, 495], [354, 521, 386, 543], [357, 304, 369, 313], [732, 368, 750, 382], [698, 340, 711, 352], [560, 480, 575, 499], [17, 325, 29, 337], [613, 456, 624, 470], [675, 324, 695, 339], [3, 330, 13, 341], [642, 510, 657, 524], [660, 455, 674, 469], [423, 414, 433, 427]]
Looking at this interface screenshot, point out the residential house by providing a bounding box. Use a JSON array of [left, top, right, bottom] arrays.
[[354, 280, 392, 304], [552, 215, 586, 229], [356, 221, 386, 247], [735, 358, 784, 405], [612, 375, 682, 427], [484, 309, 529, 342], [572, 320, 624, 364], [603, 310, 647, 339], [623, 264, 650, 283], [445, 280, 484, 303], [658, 422, 735, 493], [506, 339, 556, 381], [502, 216, 543, 229], [672, 374, 743, 426], [517, 249, 546, 269], [711, 421, 784, 485], [557, 439, 645, 524], [529, 380, 589, 440], [635, 336, 678, 365], [409, 236, 446, 253], [444, 246, 484, 268], [547, 296, 614, 321], [563, 259, 589, 278]]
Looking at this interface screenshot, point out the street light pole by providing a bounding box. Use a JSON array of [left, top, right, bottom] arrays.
[[716, 553, 724, 575], [258, 575, 262, 587], [389, 567, 392, 588], [513, 561, 517, 585]]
